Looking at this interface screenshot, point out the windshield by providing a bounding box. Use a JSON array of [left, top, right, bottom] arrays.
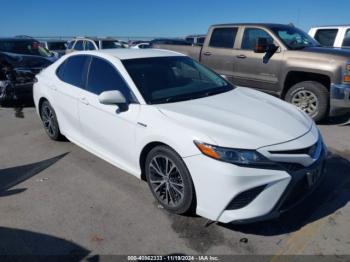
[[0, 40, 53, 57], [101, 41, 125, 49], [122, 56, 233, 104], [271, 26, 321, 50]]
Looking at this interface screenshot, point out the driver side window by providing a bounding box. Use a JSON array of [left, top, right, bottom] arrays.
[[241, 28, 274, 50], [86, 57, 134, 101]]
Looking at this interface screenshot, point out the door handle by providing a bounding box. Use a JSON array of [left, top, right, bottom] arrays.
[[203, 51, 212, 56], [80, 97, 89, 105], [236, 54, 247, 59]]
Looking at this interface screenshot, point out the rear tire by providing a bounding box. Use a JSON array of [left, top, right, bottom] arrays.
[[40, 100, 63, 141], [285, 81, 329, 122], [145, 145, 196, 215]]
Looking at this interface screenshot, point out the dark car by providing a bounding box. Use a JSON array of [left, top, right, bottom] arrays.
[[0, 38, 57, 105], [150, 38, 191, 47]]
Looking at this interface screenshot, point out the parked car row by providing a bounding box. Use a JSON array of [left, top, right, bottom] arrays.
[[2, 22, 349, 225]]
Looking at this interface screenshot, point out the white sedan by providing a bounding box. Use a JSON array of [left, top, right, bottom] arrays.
[[33, 49, 326, 223]]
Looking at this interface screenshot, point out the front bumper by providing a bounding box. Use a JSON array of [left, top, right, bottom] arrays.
[[184, 126, 326, 224], [330, 83, 350, 116]]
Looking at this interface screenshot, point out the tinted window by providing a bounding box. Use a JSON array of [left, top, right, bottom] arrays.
[[101, 41, 124, 49], [209, 28, 237, 48], [86, 57, 132, 100], [186, 37, 194, 44], [197, 37, 205, 44], [47, 42, 67, 50], [85, 41, 96, 50], [314, 29, 338, 47], [74, 40, 84, 50], [58, 55, 89, 88], [342, 29, 350, 47], [242, 28, 274, 50], [56, 60, 66, 80]]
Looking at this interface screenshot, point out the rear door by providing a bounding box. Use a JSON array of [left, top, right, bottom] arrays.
[[200, 26, 239, 83], [232, 27, 284, 93], [51, 55, 89, 139]]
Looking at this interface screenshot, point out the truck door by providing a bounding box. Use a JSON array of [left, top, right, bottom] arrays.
[[232, 27, 283, 94], [200, 27, 239, 83]]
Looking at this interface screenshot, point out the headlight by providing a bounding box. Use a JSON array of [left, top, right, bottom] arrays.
[[194, 141, 273, 166]]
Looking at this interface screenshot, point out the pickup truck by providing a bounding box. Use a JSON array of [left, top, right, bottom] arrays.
[[309, 25, 350, 48], [153, 23, 350, 121]]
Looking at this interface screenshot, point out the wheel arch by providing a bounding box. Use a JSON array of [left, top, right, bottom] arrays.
[[282, 71, 331, 99], [139, 141, 169, 181]]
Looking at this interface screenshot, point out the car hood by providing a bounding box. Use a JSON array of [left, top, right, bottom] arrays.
[[156, 87, 313, 149], [0, 51, 56, 70], [301, 47, 350, 58]]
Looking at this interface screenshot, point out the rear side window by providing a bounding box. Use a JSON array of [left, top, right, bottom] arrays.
[[209, 28, 238, 48], [56, 55, 89, 88], [86, 57, 133, 100], [74, 40, 84, 50], [314, 29, 338, 47], [342, 29, 350, 48], [241, 28, 274, 50]]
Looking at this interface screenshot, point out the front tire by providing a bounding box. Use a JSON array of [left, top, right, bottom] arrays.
[[145, 145, 195, 215], [285, 81, 329, 122], [40, 100, 63, 141]]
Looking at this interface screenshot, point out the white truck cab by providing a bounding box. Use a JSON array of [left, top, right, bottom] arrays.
[[309, 25, 350, 48]]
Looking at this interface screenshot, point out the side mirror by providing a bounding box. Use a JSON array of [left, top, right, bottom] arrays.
[[254, 37, 270, 53], [98, 90, 127, 105]]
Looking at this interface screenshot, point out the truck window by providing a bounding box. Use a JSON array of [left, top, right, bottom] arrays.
[[314, 29, 338, 47], [342, 29, 350, 48], [209, 28, 238, 48], [241, 28, 273, 50]]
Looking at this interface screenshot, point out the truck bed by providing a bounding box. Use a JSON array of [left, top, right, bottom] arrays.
[[152, 44, 202, 62]]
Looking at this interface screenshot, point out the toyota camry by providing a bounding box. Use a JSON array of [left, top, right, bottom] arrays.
[[33, 49, 326, 223]]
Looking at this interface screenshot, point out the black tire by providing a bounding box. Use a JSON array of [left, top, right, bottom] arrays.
[[285, 81, 329, 122], [40, 100, 63, 141], [145, 145, 196, 215]]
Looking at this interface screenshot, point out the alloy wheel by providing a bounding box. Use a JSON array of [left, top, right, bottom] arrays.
[[41, 104, 57, 137], [148, 155, 185, 207]]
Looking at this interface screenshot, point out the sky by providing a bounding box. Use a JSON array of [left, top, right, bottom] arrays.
[[1, 0, 349, 38]]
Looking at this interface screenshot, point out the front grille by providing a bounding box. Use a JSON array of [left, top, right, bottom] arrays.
[[269, 143, 317, 157], [226, 185, 266, 210]]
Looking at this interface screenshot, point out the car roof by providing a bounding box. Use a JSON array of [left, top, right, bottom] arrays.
[[74, 37, 119, 41], [311, 25, 350, 29], [73, 49, 185, 60], [211, 23, 291, 28], [0, 37, 39, 42]]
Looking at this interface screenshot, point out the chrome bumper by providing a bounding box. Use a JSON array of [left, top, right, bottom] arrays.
[[330, 83, 350, 116]]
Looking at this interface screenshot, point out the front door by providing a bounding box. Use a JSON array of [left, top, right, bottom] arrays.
[[232, 27, 284, 94], [78, 56, 140, 173]]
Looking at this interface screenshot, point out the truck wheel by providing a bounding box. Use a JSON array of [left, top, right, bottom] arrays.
[[285, 81, 329, 122]]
